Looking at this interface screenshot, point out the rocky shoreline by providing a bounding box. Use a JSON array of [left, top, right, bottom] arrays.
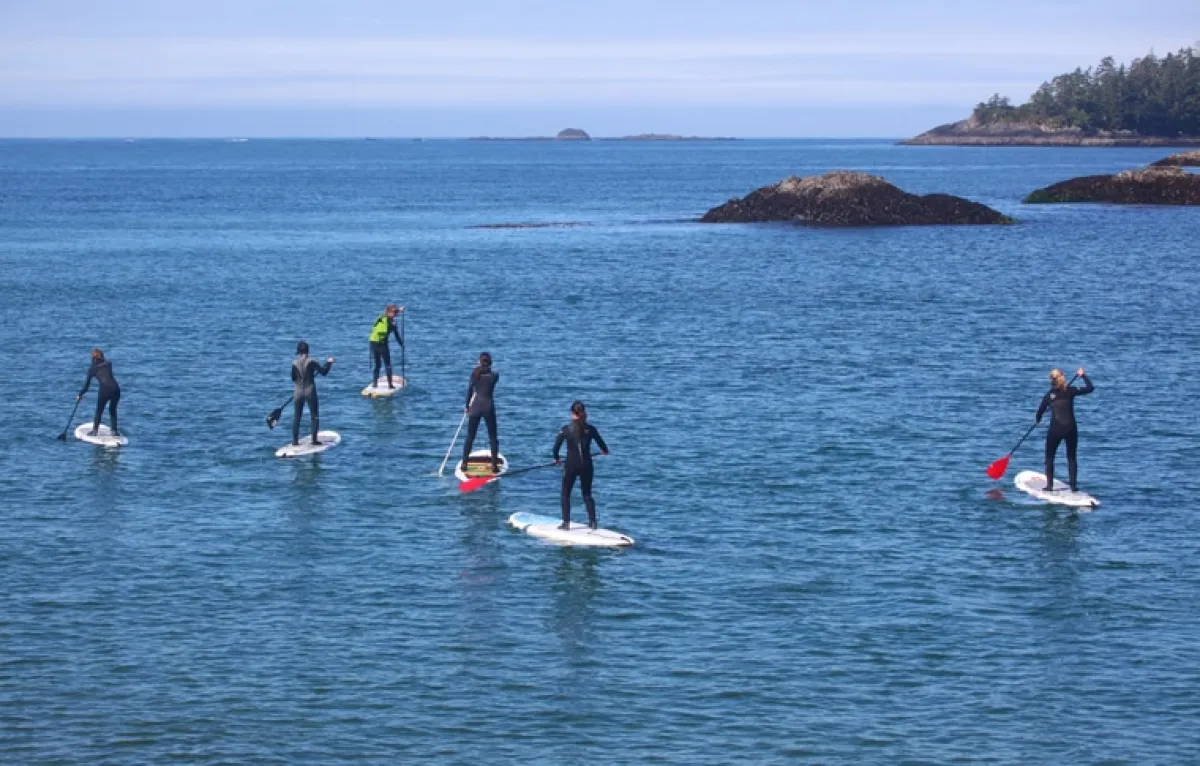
[[700, 171, 1013, 227], [903, 118, 1200, 147]]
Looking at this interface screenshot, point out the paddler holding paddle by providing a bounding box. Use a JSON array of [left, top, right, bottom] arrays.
[[367, 304, 404, 390], [1035, 367, 1093, 492], [553, 401, 609, 530], [291, 341, 334, 447], [461, 352, 501, 474]]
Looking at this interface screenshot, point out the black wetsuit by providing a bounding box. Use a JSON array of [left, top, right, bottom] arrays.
[[79, 359, 120, 434], [291, 354, 333, 445], [461, 366, 500, 470], [1035, 375, 1094, 491], [369, 314, 404, 386], [553, 421, 608, 528]]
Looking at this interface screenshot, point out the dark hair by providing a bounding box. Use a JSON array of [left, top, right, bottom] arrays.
[[472, 352, 492, 378], [569, 401, 588, 437], [296, 341, 309, 354], [91, 348, 105, 362]]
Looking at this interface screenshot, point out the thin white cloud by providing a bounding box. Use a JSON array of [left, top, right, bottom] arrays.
[[0, 35, 1190, 107]]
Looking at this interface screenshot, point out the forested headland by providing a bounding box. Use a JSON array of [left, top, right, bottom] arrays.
[[906, 46, 1200, 145]]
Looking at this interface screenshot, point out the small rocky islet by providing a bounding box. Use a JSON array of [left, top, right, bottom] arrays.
[[1025, 166, 1200, 205], [699, 171, 1013, 226]]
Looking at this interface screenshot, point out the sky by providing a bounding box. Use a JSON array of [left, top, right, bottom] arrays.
[[0, 0, 1197, 137]]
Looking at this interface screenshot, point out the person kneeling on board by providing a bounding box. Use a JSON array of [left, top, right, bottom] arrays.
[[368, 304, 404, 389], [1035, 367, 1093, 492], [553, 401, 609, 530], [462, 352, 501, 474], [77, 348, 121, 437], [291, 341, 334, 446]]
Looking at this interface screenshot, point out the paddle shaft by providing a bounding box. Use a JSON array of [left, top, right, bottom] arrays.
[[438, 396, 473, 476], [400, 310, 406, 383], [57, 397, 82, 439]]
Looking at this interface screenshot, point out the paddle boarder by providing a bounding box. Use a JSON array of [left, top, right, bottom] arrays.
[[1035, 367, 1093, 492], [553, 401, 609, 530], [368, 304, 404, 389], [461, 352, 501, 474], [291, 341, 335, 446], [77, 348, 121, 437]]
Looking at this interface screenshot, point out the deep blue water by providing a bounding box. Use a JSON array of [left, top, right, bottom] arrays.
[[2, 139, 1199, 764]]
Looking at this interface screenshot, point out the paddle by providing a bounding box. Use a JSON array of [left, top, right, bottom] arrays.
[[266, 396, 292, 430], [400, 307, 406, 385], [458, 461, 557, 493], [437, 396, 473, 476], [986, 373, 1078, 480], [56, 397, 82, 441]]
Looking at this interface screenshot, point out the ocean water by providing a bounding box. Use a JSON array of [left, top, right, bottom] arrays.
[[1, 139, 1199, 764]]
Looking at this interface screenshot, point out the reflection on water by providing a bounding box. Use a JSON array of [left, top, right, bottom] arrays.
[[548, 551, 604, 660]]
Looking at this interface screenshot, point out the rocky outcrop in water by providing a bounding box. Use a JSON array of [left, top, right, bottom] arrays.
[[556, 128, 590, 140], [1024, 166, 1200, 204], [904, 117, 1200, 147], [699, 171, 1013, 226], [1150, 150, 1200, 167]]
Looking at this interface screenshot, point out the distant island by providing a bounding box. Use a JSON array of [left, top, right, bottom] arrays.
[[468, 128, 737, 141], [905, 47, 1200, 146]]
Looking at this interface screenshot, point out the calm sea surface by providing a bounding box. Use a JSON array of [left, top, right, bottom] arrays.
[[1, 139, 1198, 764]]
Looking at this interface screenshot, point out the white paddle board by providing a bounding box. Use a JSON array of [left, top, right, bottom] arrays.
[[1014, 470, 1099, 509], [276, 431, 341, 458], [361, 376, 406, 398], [508, 512, 635, 548], [74, 423, 127, 448], [454, 449, 508, 482]]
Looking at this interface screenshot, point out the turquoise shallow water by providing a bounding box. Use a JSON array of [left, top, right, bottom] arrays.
[[2, 139, 1199, 763]]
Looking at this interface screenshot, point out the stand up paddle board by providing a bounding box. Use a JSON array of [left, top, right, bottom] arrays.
[[74, 423, 127, 448], [276, 431, 341, 458], [361, 377, 406, 398], [508, 512, 635, 548], [1014, 470, 1099, 509], [454, 450, 508, 482]]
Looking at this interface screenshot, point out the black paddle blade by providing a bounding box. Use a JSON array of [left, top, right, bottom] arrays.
[[267, 408, 283, 429], [55, 432, 67, 441]]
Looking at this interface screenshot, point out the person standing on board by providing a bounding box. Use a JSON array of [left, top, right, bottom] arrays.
[[553, 401, 609, 530], [461, 352, 500, 474], [77, 348, 121, 437], [1035, 367, 1093, 492], [291, 341, 335, 446], [368, 304, 404, 389]]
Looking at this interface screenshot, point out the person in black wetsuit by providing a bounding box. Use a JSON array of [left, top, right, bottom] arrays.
[[291, 341, 335, 446], [77, 348, 121, 436], [553, 401, 609, 530], [461, 352, 500, 474], [1035, 367, 1094, 491], [368, 304, 404, 389]]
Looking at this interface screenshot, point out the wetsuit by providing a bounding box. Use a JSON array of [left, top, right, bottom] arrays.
[[368, 314, 403, 387], [291, 354, 333, 445], [79, 359, 121, 434], [1035, 374, 1094, 491], [553, 422, 609, 528], [461, 367, 500, 471]]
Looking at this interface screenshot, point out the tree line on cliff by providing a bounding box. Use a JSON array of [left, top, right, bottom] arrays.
[[973, 46, 1200, 136]]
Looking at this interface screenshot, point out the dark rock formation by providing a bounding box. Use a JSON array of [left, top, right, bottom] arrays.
[[1024, 167, 1200, 204], [700, 171, 1013, 226], [904, 117, 1200, 147], [1150, 150, 1200, 167], [556, 128, 590, 141]]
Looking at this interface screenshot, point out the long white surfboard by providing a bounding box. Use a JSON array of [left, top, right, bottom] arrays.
[[361, 376, 406, 398], [276, 431, 341, 458], [1014, 470, 1100, 509], [508, 512, 635, 548], [454, 450, 508, 482], [75, 423, 127, 448]]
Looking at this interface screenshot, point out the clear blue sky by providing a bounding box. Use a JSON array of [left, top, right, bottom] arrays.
[[1, 0, 1196, 137]]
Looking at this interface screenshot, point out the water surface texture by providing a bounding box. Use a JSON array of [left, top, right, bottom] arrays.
[[2, 140, 1199, 763]]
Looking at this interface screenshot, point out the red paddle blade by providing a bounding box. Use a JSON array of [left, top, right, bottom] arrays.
[[986, 454, 1010, 480], [458, 475, 495, 493]]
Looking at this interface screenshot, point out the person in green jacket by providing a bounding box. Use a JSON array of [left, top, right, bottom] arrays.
[[368, 304, 405, 389]]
